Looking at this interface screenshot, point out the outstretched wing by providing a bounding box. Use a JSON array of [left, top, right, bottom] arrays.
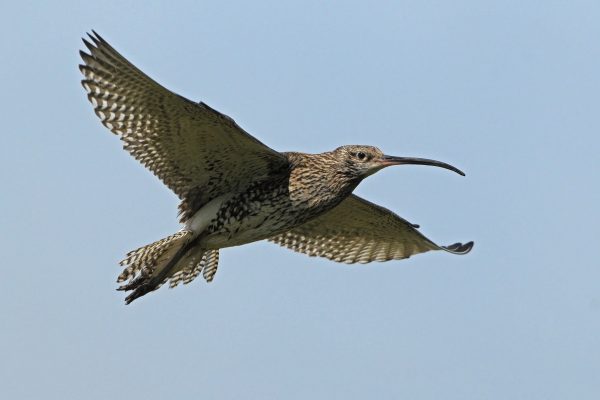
[[79, 31, 288, 221], [268, 194, 473, 263]]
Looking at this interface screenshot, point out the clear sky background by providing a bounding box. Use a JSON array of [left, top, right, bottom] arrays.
[[1, 1, 599, 399]]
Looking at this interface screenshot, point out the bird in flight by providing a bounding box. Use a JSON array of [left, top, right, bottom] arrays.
[[79, 31, 473, 304]]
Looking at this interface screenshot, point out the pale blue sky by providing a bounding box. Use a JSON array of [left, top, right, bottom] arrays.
[[1, 1, 599, 399]]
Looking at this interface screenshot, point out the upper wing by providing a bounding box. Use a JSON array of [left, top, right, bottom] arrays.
[[79, 31, 288, 221], [268, 194, 473, 263]]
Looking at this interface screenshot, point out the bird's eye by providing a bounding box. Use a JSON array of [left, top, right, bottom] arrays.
[[357, 152, 366, 160]]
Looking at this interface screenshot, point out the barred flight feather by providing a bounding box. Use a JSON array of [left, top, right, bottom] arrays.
[[268, 195, 473, 264], [79, 31, 288, 222]]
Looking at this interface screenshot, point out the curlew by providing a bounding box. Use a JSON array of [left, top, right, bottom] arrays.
[[79, 31, 473, 304]]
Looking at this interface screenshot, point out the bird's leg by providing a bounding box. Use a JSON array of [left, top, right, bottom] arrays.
[[122, 236, 202, 304]]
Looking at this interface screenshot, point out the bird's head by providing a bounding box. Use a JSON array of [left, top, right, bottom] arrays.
[[333, 145, 465, 179]]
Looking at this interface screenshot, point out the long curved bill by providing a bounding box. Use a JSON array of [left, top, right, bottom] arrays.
[[381, 155, 465, 176]]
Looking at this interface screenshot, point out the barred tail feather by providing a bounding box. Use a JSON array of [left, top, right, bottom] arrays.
[[116, 230, 221, 303], [117, 230, 194, 303], [168, 249, 220, 288], [117, 231, 191, 283], [202, 250, 219, 282]]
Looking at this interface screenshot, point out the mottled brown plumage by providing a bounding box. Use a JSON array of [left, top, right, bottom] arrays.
[[79, 31, 473, 304]]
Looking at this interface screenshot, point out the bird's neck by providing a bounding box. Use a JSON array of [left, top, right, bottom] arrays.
[[285, 152, 361, 211]]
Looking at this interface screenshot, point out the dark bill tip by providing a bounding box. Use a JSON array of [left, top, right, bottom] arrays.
[[381, 155, 465, 176]]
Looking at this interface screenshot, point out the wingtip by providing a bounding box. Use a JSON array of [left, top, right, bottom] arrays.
[[81, 37, 96, 53], [78, 49, 91, 65], [82, 30, 105, 49], [442, 241, 474, 255], [87, 30, 99, 42]]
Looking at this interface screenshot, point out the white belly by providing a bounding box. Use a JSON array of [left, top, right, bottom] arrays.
[[183, 195, 230, 236], [181, 191, 316, 250]]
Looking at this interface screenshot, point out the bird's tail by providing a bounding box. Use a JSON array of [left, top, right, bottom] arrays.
[[116, 230, 219, 304]]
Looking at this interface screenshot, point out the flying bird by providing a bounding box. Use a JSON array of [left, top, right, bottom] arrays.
[[79, 31, 473, 304]]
